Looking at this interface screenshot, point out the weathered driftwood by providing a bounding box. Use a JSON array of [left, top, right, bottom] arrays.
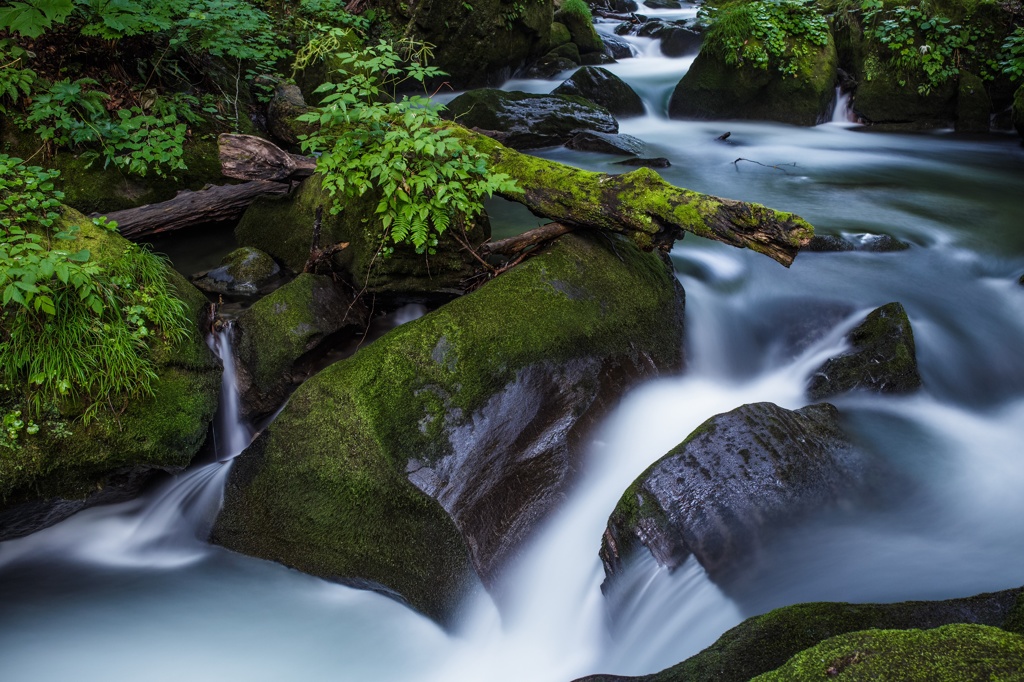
[[480, 222, 576, 256], [103, 181, 290, 240], [218, 133, 316, 182], [215, 132, 814, 266]]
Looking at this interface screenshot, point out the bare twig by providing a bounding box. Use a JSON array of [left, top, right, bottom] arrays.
[[733, 158, 798, 173]]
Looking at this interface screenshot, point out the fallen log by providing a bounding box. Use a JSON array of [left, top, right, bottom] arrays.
[[102, 181, 290, 240], [218, 133, 316, 182], [480, 222, 575, 256], [452, 128, 813, 266], [216, 132, 814, 266]]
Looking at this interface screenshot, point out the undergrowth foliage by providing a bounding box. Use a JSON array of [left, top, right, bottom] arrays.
[[0, 155, 191, 446], [297, 39, 520, 256], [700, 0, 830, 77]]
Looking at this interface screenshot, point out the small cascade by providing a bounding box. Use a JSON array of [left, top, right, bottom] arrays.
[[0, 323, 253, 569], [830, 86, 859, 124], [207, 322, 254, 460]]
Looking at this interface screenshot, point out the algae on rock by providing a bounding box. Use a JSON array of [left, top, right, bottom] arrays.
[[212, 232, 685, 623]]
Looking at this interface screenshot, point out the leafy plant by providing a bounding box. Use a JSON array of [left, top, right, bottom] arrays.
[[0, 0, 75, 38], [0, 155, 191, 435], [297, 40, 520, 256], [0, 49, 35, 114], [700, 0, 830, 77], [1001, 26, 1024, 81]]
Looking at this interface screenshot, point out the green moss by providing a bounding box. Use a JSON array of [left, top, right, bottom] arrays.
[[0, 206, 220, 507], [550, 21, 573, 46], [222, 247, 279, 284], [213, 232, 684, 624], [753, 624, 1024, 681], [1005, 592, 1024, 635]]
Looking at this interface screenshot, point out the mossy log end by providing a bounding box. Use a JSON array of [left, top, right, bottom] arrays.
[[454, 127, 813, 266]]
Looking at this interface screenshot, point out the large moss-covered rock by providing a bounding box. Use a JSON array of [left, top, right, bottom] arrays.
[[444, 89, 618, 149], [232, 273, 366, 420], [553, 66, 646, 118], [0, 206, 220, 540], [212, 232, 685, 622], [555, 6, 604, 54], [235, 174, 485, 299], [853, 48, 958, 126], [574, 586, 1024, 682], [601, 402, 868, 582], [956, 71, 992, 133], [754, 624, 1024, 681], [367, 0, 555, 87], [807, 302, 921, 401], [191, 247, 282, 297], [668, 34, 838, 125]]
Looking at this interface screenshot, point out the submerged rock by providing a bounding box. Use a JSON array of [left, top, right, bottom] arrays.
[[444, 89, 618, 149], [232, 273, 367, 421], [212, 233, 685, 623], [601, 402, 868, 583], [669, 33, 837, 126], [0, 207, 220, 541], [807, 302, 921, 400], [553, 66, 646, 118], [565, 131, 645, 155], [574, 587, 1024, 682], [615, 157, 672, 168], [804, 233, 910, 253], [603, 35, 636, 60], [191, 247, 282, 297]]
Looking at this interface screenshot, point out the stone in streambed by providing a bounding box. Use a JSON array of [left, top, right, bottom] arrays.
[[191, 247, 282, 297], [804, 233, 910, 253], [443, 89, 618, 149], [212, 232, 685, 624], [565, 131, 645, 155], [553, 66, 646, 118], [807, 302, 921, 400], [615, 157, 672, 168], [232, 273, 367, 421], [601, 402, 869, 582]]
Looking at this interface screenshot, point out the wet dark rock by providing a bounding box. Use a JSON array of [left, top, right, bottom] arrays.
[[190, 247, 282, 298], [658, 26, 703, 58], [615, 157, 672, 168], [572, 586, 1024, 682], [600, 0, 639, 11], [804, 233, 909, 253], [444, 89, 618, 149], [1012, 84, 1024, 139], [565, 131, 645, 155], [525, 55, 580, 79], [213, 233, 685, 624], [553, 66, 645, 117], [603, 35, 636, 60], [643, 0, 682, 9], [232, 273, 367, 421], [579, 51, 616, 66], [807, 302, 922, 400], [601, 402, 869, 583]]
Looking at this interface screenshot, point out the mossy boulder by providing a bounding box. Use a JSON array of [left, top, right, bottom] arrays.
[[601, 402, 869, 583], [555, 6, 605, 54], [232, 273, 367, 420], [0, 206, 221, 540], [368, 0, 555, 87], [550, 20, 573, 47], [807, 302, 921, 400], [266, 81, 317, 147], [754, 624, 1024, 681], [573, 586, 1024, 682], [553, 66, 646, 118], [956, 72, 992, 133], [444, 89, 618, 149], [1013, 84, 1024, 139], [668, 34, 838, 125], [212, 232, 685, 621], [853, 49, 958, 126], [191, 247, 282, 297], [235, 174, 485, 300]]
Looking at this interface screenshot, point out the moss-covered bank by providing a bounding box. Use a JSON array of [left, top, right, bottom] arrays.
[[0, 206, 221, 539], [212, 232, 685, 623]]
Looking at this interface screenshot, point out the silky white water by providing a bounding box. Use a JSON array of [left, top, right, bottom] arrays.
[[3, 14, 1024, 682]]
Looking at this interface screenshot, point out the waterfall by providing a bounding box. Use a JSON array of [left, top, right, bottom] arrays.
[[830, 86, 859, 124]]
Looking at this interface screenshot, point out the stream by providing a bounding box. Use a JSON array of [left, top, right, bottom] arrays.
[[3, 4, 1024, 680]]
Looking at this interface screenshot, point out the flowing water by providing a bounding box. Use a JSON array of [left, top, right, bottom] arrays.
[[3, 5, 1024, 680]]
